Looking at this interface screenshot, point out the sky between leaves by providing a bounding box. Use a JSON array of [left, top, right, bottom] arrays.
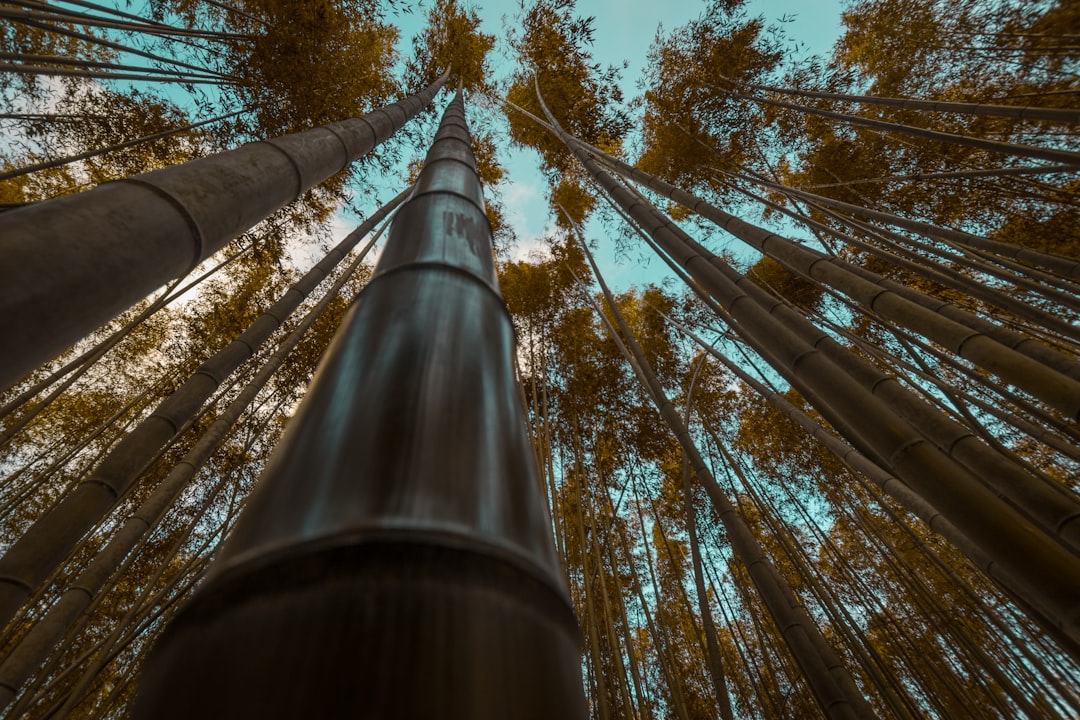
[[315, 0, 846, 287]]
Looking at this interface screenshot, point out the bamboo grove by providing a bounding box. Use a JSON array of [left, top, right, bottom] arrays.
[[0, 0, 1078, 717]]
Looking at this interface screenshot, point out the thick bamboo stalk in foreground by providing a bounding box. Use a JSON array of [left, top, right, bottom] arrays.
[[0, 72, 448, 392], [132, 93, 586, 719]]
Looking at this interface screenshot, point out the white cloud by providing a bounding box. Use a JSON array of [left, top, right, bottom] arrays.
[[282, 213, 357, 274], [502, 181, 542, 234], [509, 234, 552, 263]]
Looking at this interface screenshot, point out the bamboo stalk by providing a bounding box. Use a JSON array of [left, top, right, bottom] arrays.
[[0, 189, 409, 629], [0, 72, 448, 391], [737, 79, 1080, 123], [725, 85, 1080, 165]]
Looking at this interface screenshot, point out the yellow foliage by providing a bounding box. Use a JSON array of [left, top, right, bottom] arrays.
[[405, 0, 496, 93], [503, 0, 629, 173], [746, 255, 824, 310], [550, 177, 595, 230]]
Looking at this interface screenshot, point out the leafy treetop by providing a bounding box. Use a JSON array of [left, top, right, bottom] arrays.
[[405, 0, 496, 94], [504, 0, 630, 176], [638, 0, 781, 193]]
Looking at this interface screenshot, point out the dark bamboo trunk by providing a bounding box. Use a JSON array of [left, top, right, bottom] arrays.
[[740, 79, 1080, 123], [583, 143, 1080, 407], [0, 191, 407, 630], [731, 181, 1080, 347], [0, 73, 448, 391], [538, 97, 1080, 653], [568, 223, 874, 719], [729, 85, 1080, 166], [131, 93, 587, 719], [741, 174, 1080, 284], [0, 219, 379, 712]]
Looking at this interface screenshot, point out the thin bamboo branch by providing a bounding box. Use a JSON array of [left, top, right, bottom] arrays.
[[736, 79, 1080, 124], [3, 14, 229, 78], [723, 85, 1080, 165], [0, 62, 230, 84], [797, 163, 1079, 189]]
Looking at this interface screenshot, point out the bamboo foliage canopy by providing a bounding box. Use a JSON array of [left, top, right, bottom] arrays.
[[0, 0, 1079, 718]]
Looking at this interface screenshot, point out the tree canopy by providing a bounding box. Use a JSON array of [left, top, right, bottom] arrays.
[[1, 0, 1079, 717]]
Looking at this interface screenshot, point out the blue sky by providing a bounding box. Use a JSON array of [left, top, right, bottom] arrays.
[[323, 0, 849, 286]]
